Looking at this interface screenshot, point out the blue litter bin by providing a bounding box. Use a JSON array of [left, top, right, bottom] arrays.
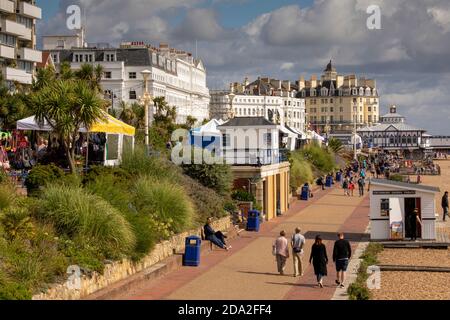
[[183, 236, 201, 267], [336, 172, 342, 182], [326, 176, 333, 188], [247, 210, 260, 232], [301, 186, 310, 201]]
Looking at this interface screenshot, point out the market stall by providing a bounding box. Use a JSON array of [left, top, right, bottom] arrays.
[[16, 112, 135, 167]]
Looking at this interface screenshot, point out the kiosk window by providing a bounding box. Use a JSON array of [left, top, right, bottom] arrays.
[[381, 199, 390, 217], [107, 135, 119, 160]]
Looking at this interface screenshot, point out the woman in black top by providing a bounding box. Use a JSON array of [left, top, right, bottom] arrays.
[[309, 235, 328, 288]]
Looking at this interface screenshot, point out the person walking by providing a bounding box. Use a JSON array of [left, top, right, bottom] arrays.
[[309, 235, 328, 288], [442, 191, 449, 222], [357, 177, 365, 197], [274, 231, 290, 275], [349, 180, 355, 197], [291, 228, 306, 277], [333, 233, 352, 288], [342, 178, 349, 196]]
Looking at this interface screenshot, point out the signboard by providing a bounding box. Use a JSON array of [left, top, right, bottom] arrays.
[[374, 190, 416, 195], [389, 197, 404, 240]]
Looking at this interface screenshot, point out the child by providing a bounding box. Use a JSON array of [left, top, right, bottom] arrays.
[[349, 181, 355, 197]]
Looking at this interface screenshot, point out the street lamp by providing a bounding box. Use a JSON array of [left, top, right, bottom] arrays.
[[227, 92, 236, 120], [324, 120, 331, 145], [140, 69, 153, 152], [353, 105, 358, 160]]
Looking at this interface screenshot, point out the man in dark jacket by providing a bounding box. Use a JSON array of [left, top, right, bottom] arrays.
[[442, 192, 449, 222], [333, 233, 352, 288]]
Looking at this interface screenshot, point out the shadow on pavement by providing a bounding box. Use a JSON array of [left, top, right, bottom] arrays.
[[304, 231, 369, 242]]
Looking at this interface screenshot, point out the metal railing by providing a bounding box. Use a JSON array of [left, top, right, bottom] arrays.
[[222, 148, 289, 166]]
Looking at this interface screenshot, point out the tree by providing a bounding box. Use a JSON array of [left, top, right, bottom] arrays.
[[74, 63, 104, 93], [30, 79, 106, 173], [32, 66, 56, 92], [0, 76, 32, 129], [185, 116, 197, 129], [328, 137, 344, 154], [59, 61, 73, 80]]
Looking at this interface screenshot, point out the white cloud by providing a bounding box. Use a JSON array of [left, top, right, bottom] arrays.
[[281, 62, 295, 71]]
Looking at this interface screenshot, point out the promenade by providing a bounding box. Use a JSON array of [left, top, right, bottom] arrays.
[[112, 186, 370, 300]]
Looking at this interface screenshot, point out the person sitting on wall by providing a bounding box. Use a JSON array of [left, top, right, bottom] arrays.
[[204, 217, 231, 251]]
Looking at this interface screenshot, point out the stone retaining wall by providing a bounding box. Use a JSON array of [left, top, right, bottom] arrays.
[[32, 216, 231, 300]]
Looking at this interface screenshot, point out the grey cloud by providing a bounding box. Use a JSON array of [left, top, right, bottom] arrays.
[[37, 0, 450, 134]]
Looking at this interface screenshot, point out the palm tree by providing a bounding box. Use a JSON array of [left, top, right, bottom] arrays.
[[59, 61, 73, 80], [328, 137, 344, 154], [74, 64, 104, 93], [31, 79, 105, 173], [33, 66, 56, 91]]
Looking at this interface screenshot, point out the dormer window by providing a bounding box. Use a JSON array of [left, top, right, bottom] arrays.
[[352, 88, 357, 95], [104, 53, 116, 62]]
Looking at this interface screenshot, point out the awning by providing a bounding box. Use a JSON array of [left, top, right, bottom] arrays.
[[192, 119, 222, 136], [16, 112, 135, 136], [278, 125, 297, 138], [89, 113, 135, 136]]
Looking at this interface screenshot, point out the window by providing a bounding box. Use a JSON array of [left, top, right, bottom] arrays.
[[57, 40, 65, 49], [52, 53, 59, 63], [17, 60, 32, 73], [223, 134, 231, 147], [368, 115, 372, 123], [104, 72, 112, 79], [330, 107, 334, 112], [381, 199, 390, 217], [129, 72, 137, 79], [129, 90, 137, 100], [105, 53, 115, 62], [0, 34, 16, 47], [368, 106, 372, 112], [16, 16, 33, 29], [340, 107, 344, 112]]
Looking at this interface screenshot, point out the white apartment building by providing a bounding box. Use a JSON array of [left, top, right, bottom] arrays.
[[0, 0, 42, 88], [43, 40, 210, 124], [210, 77, 306, 133]]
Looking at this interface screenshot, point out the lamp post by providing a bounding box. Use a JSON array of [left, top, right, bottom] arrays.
[[324, 120, 331, 145], [227, 92, 236, 120], [140, 70, 153, 152], [353, 105, 358, 160]]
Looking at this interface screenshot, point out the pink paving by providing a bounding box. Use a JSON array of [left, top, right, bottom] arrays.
[[112, 187, 370, 300]]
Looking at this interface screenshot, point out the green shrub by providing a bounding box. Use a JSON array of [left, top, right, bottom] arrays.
[[178, 174, 227, 225], [133, 177, 194, 235], [83, 166, 132, 186], [300, 143, 335, 174], [36, 185, 136, 259], [85, 173, 156, 259], [181, 149, 233, 197], [290, 152, 314, 189], [25, 164, 65, 196], [389, 174, 405, 182], [0, 274, 32, 300], [0, 207, 35, 242], [0, 182, 15, 210], [121, 146, 179, 181], [232, 190, 255, 202], [347, 243, 383, 300]]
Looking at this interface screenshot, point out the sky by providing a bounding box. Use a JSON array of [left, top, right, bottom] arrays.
[[35, 0, 450, 135]]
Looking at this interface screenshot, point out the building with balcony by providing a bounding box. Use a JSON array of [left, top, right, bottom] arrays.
[[296, 61, 380, 134], [42, 40, 210, 124], [357, 105, 429, 158], [0, 0, 41, 88], [217, 117, 291, 221], [210, 77, 306, 135]]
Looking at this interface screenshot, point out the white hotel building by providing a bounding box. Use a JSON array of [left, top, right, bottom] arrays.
[[210, 77, 306, 133], [43, 38, 210, 124], [0, 0, 42, 88]]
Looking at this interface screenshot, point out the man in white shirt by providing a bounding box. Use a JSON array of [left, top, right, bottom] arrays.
[[291, 227, 306, 277]]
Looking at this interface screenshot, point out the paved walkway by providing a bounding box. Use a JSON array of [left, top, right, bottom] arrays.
[[113, 186, 370, 300]]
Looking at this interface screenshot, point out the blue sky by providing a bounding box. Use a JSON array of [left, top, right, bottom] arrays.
[[37, 0, 315, 28], [35, 0, 450, 134]]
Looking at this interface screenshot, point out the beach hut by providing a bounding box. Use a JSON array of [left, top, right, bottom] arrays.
[[369, 179, 440, 241]]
